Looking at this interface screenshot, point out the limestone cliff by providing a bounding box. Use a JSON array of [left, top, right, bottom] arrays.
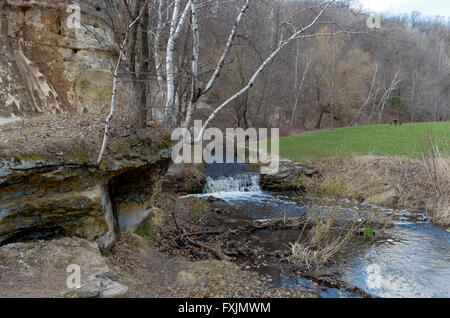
[[0, 0, 131, 117]]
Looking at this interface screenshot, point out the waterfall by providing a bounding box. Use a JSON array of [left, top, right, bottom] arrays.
[[204, 173, 261, 193]]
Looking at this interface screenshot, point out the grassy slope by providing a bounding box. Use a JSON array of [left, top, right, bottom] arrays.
[[268, 122, 450, 163]]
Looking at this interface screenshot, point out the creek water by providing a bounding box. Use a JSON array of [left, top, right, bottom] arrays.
[[196, 160, 450, 298]]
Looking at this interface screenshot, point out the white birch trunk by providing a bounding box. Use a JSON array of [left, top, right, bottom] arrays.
[[154, 0, 165, 94], [97, 50, 123, 166], [291, 51, 312, 123], [350, 63, 379, 126], [184, 0, 250, 131], [201, 0, 250, 95], [183, 0, 200, 133], [97, 0, 149, 166], [164, 0, 191, 126], [164, 0, 180, 124], [378, 71, 401, 123]]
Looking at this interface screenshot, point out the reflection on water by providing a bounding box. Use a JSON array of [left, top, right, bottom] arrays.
[[334, 221, 450, 298], [202, 191, 308, 219]]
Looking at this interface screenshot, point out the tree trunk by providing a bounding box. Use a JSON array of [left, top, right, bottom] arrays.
[[316, 108, 324, 129], [135, 2, 149, 129], [127, 0, 148, 130], [164, 0, 191, 127], [97, 0, 149, 165]]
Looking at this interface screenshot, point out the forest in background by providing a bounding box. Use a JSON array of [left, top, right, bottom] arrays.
[[89, 0, 449, 136]]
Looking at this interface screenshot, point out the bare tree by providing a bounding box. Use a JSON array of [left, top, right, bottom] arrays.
[[164, 0, 192, 126], [193, 2, 332, 142], [349, 63, 379, 126], [97, 0, 149, 166], [183, 0, 251, 133], [291, 44, 312, 125], [378, 70, 402, 124]]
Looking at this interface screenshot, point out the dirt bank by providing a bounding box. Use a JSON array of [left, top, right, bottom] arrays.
[[107, 233, 317, 298]]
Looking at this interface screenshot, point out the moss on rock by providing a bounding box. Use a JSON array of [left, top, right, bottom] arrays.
[[0, 114, 172, 249]]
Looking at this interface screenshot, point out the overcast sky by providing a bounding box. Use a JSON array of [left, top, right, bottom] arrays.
[[359, 0, 450, 18]]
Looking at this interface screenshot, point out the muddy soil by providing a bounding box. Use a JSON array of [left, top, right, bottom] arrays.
[[107, 233, 317, 298]]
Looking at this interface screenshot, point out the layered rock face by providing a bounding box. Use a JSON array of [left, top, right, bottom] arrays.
[[0, 0, 131, 117], [260, 159, 317, 191], [0, 115, 171, 251], [0, 2, 172, 251], [162, 165, 207, 195], [0, 156, 171, 251]]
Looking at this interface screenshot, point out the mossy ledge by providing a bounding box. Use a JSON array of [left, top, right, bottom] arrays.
[[0, 114, 172, 252]]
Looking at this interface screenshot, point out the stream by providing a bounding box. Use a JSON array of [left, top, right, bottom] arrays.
[[195, 160, 450, 298]]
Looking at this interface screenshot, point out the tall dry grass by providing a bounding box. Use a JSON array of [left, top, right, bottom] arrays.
[[420, 135, 450, 226], [288, 197, 362, 273], [287, 132, 450, 274], [301, 150, 449, 227]]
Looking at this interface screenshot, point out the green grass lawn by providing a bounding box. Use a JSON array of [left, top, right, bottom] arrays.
[[263, 122, 450, 163]]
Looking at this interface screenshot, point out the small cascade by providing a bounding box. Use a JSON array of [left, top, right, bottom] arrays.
[[204, 173, 261, 193]]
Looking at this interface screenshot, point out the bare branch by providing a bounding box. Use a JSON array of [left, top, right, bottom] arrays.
[[201, 0, 250, 95], [97, 0, 149, 166], [195, 2, 331, 142]]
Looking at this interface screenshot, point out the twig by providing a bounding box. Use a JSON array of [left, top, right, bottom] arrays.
[[171, 200, 230, 261], [97, 0, 149, 166]]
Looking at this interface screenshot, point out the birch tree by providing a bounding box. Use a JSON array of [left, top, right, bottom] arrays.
[[153, 0, 165, 98], [183, 0, 251, 133], [97, 0, 149, 166], [349, 63, 379, 126], [291, 45, 312, 125], [192, 2, 332, 142], [378, 70, 402, 124], [164, 0, 191, 126]]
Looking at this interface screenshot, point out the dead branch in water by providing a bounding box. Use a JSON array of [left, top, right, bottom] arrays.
[[171, 201, 230, 261], [225, 216, 311, 236], [251, 216, 309, 229], [178, 216, 311, 239], [181, 230, 227, 238]]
